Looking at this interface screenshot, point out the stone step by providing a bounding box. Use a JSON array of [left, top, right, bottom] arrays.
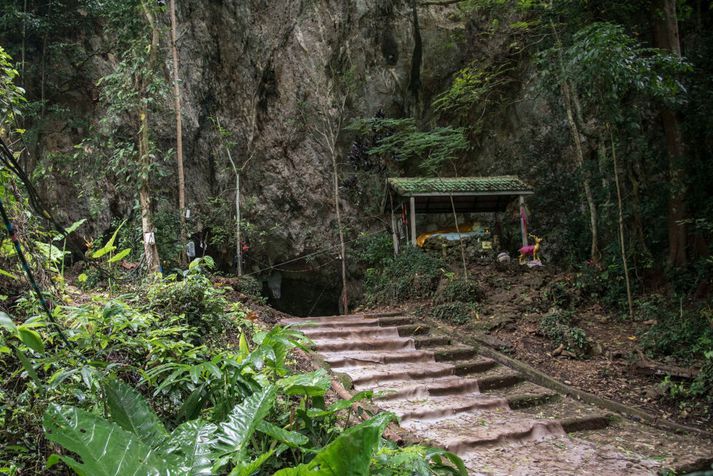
[[314, 337, 414, 352], [443, 415, 611, 454], [302, 326, 401, 340], [382, 395, 510, 423], [283, 313, 370, 324], [374, 376, 480, 401], [347, 362, 456, 387], [394, 323, 431, 337], [287, 317, 379, 329], [414, 335, 451, 348], [321, 350, 435, 368], [432, 345, 478, 363]]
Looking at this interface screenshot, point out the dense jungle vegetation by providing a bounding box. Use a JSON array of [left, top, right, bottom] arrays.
[[1, 0, 713, 474]]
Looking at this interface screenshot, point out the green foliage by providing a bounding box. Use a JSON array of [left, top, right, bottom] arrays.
[[0, 44, 25, 130], [347, 118, 468, 174], [351, 231, 393, 269], [234, 275, 264, 301], [44, 404, 178, 475], [433, 279, 484, 306], [364, 248, 445, 306], [538, 310, 590, 355], [430, 302, 477, 326], [639, 298, 713, 363], [146, 261, 231, 337], [274, 412, 397, 476], [371, 441, 467, 476]]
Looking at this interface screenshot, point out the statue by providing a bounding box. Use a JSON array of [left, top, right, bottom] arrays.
[[519, 234, 543, 266]]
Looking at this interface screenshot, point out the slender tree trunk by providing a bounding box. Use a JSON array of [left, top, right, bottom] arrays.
[[610, 131, 633, 319], [562, 81, 600, 263], [236, 172, 242, 276], [168, 0, 187, 265], [139, 0, 162, 273], [139, 107, 161, 273], [551, 21, 600, 263], [331, 148, 348, 314], [654, 0, 687, 268]]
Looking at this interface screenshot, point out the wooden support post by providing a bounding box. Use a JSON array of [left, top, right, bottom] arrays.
[[410, 197, 417, 247], [519, 195, 528, 247], [391, 212, 400, 256]]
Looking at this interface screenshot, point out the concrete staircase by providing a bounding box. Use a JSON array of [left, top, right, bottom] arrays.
[[284, 312, 713, 475]]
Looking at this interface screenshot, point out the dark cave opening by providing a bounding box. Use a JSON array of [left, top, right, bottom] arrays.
[[263, 276, 340, 317]]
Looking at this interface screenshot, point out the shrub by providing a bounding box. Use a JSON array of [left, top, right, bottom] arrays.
[[538, 310, 590, 355], [430, 301, 477, 325], [639, 300, 713, 362], [145, 259, 235, 337], [235, 275, 264, 301], [364, 248, 444, 305], [433, 278, 484, 305], [542, 279, 578, 309]]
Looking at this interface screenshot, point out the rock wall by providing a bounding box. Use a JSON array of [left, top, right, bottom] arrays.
[[23, 1, 470, 274]]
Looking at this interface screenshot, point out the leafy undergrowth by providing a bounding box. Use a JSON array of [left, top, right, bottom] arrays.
[[0, 257, 466, 475], [364, 248, 445, 306]]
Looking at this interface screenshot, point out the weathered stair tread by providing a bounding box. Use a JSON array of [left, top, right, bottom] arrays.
[[344, 361, 456, 387], [313, 337, 415, 352], [459, 435, 660, 476], [373, 376, 481, 400], [379, 394, 509, 422], [430, 345, 479, 362], [302, 325, 401, 339], [284, 313, 371, 323], [321, 349, 435, 368], [287, 317, 380, 328]]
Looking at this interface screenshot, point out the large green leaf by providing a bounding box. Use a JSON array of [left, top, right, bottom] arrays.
[[274, 412, 397, 476], [256, 421, 308, 448], [91, 220, 125, 259], [160, 420, 217, 476], [216, 385, 277, 459], [0, 311, 16, 332], [227, 449, 275, 476], [278, 369, 331, 397], [103, 378, 168, 447], [107, 248, 131, 263], [43, 404, 178, 476], [17, 326, 44, 353]]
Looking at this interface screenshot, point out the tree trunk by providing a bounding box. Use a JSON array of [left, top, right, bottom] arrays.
[[654, 0, 687, 268], [610, 131, 634, 319], [562, 80, 600, 264], [168, 0, 187, 266], [139, 107, 161, 273], [331, 150, 348, 315], [551, 21, 600, 264], [139, 0, 162, 273]]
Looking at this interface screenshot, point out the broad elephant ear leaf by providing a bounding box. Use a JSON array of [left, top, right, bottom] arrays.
[[278, 368, 331, 397], [160, 419, 218, 476], [103, 378, 168, 448], [43, 404, 178, 476], [256, 420, 309, 447], [274, 412, 398, 476], [216, 384, 277, 460]]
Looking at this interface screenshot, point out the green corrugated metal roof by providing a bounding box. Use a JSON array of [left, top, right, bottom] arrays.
[[387, 176, 533, 196]]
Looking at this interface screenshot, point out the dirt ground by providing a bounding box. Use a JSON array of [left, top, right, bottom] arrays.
[[440, 263, 713, 432]]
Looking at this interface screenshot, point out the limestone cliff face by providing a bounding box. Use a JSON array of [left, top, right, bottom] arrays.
[[29, 1, 468, 279]]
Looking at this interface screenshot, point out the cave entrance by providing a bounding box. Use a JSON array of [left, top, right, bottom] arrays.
[[263, 276, 340, 317]]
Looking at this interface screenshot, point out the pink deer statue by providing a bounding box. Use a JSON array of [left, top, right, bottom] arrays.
[[519, 234, 543, 265]]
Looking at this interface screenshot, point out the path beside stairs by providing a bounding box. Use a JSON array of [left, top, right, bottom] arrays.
[[284, 311, 713, 475]]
